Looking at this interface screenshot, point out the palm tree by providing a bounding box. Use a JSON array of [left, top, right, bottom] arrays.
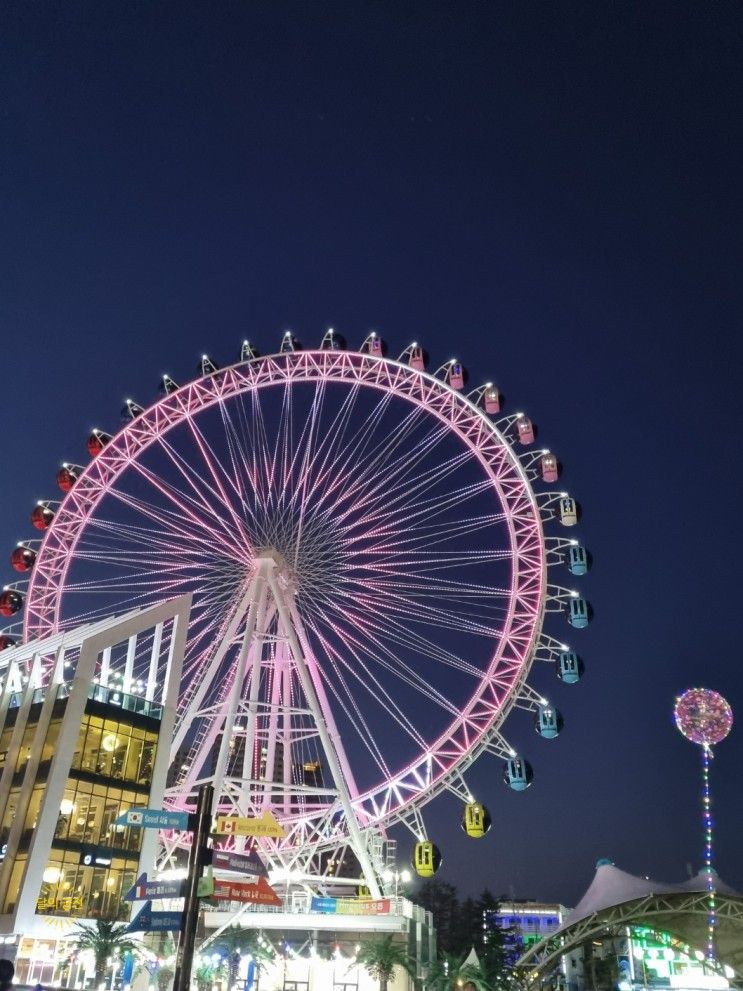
[[209, 929, 276, 988], [356, 934, 415, 991], [194, 960, 225, 991], [70, 919, 141, 986], [426, 952, 494, 991]]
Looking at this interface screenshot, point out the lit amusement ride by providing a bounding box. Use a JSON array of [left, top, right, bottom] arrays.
[[1, 330, 591, 899], [674, 687, 733, 962]]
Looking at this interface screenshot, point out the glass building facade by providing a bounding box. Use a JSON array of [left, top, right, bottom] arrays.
[[0, 689, 162, 921]]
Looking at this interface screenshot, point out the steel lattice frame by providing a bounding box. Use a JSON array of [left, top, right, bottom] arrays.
[[22, 349, 547, 832], [517, 891, 743, 987]]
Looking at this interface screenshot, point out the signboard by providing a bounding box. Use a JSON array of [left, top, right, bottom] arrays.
[[124, 873, 185, 901], [115, 808, 193, 831], [79, 848, 112, 868], [124, 871, 214, 901], [213, 810, 285, 838], [211, 849, 268, 876], [126, 901, 184, 932], [310, 896, 392, 916], [210, 876, 282, 907]]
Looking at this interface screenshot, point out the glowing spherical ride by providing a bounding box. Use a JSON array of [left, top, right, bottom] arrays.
[[675, 687, 733, 962], [2, 331, 590, 894], [674, 688, 733, 747]]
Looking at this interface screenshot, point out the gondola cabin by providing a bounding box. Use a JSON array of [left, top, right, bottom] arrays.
[[368, 335, 384, 356], [559, 497, 578, 526], [409, 346, 426, 371], [462, 802, 492, 839], [87, 430, 112, 458], [11, 546, 35, 573], [31, 505, 54, 531], [540, 454, 559, 483], [240, 341, 260, 361], [0, 590, 23, 618], [535, 705, 563, 739], [448, 362, 465, 389], [321, 329, 345, 350], [121, 399, 144, 421], [0, 636, 17, 651], [413, 840, 442, 878], [56, 465, 79, 493], [503, 757, 533, 791], [516, 416, 535, 445], [159, 375, 179, 395], [280, 332, 299, 353], [568, 544, 590, 575], [568, 597, 591, 628], [484, 386, 501, 414], [198, 355, 219, 375], [557, 650, 584, 684]]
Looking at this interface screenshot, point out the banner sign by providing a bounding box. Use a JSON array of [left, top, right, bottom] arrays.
[[214, 810, 285, 838], [310, 896, 391, 916], [211, 849, 268, 876], [124, 873, 185, 901], [212, 877, 282, 905], [126, 901, 183, 932], [211, 876, 282, 907], [115, 808, 192, 830]]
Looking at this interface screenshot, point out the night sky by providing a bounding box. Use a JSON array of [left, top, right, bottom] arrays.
[[2, 3, 743, 907]]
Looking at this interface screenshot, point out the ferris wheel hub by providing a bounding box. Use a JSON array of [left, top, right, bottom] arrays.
[[253, 548, 297, 590]]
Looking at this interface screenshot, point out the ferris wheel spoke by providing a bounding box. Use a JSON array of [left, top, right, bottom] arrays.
[[154, 429, 252, 542], [252, 382, 291, 516], [351, 478, 499, 547], [305, 615, 437, 751], [67, 513, 221, 562], [315, 602, 475, 704], [305, 625, 392, 777], [322, 414, 453, 526], [214, 397, 264, 517], [105, 476, 244, 561], [315, 582, 508, 640], [313, 588, 511, 643], [317, 615, 467, 740], [302, 395, 442, 524], [350, 548, 511, 575], [340, 446, 476, 532], [285, 383, 384, 516], [125, 454, 243, 549], [320, 597, 495, 681], [179, 413, 259, 545], [285, 380, 333, 568], [356, 512, 510, 553], [349, 569, 512, 600]]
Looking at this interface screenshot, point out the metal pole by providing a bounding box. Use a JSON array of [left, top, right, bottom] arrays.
[[173, 783, 213, 991]]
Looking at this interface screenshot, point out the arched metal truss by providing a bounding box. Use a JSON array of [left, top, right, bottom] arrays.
[[517, 890, 743, 988]]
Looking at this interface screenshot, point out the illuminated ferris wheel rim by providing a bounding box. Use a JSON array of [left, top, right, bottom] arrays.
[[21, 347, 547, 825]]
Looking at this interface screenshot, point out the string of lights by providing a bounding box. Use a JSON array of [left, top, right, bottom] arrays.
[[674, 688, 733, 963], [701, 744, 715, 959]]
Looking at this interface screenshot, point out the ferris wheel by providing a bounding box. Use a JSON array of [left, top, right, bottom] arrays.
[[2, 331, 591, 898]]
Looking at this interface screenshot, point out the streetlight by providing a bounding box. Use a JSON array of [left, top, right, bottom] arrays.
[[382, 867, 411, 897]]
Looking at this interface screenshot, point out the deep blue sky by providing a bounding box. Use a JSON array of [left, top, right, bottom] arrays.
[[2, 3, 742, 906]]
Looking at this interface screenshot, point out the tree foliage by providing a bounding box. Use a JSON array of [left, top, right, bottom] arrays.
[[426, 952, 495, 990], [70, 919, 141, 984], [355, 934, 415, 991], [416, 880, 514, 988]]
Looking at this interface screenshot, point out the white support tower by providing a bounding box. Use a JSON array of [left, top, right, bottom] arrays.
[[166, 553, 383, 899]]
